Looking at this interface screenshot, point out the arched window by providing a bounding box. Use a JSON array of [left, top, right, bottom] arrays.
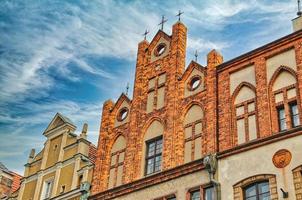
[[293, 165, 302, 198], [183, 105, 203, 163], [141, 120, 164, 176], [108, 135, 126, 188], [233, 83, 257, 145], [233, 174, 278, 200], [270, 68, 300, 132], [244, 181, 270, 200]]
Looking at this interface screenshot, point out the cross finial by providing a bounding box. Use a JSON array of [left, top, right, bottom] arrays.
[[126, 82, 130, 96], [194, 50, 198, 62], [176, 10, 184, 22], [298, 0, 302, 16], [142, 29, 149, 40], [158, 15, 168, 31]]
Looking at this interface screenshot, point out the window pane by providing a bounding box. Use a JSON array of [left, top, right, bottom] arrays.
[[277, 107, 286, 131], [245, 185, 256, 197], [148, 142, 155, 156], [290, 103, 300, 127], [147, 158, 154, 174], [204, 187, 214, 200], [191, 190, 200, 200], [245, 182, 270, 200], [258, 182, 269, 194], [246, 197, 257, 200], [259, 193, 270, 200], [291, 104, 298, 115], [154, 156, 161, 172], [156, 139, 162, 154]]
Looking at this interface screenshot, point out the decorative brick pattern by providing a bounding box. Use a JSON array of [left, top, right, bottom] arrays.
[[91, 18, 302, 199], [233, 174, 278, 200], [293, 165, 302, 199]]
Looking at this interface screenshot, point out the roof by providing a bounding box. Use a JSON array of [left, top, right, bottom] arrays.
[[0, 162, 9, 173], [57, 112, 74, 125], [0, 162, 22, 194], [44, 112, 76, 135], [89, 144, 97, 164], [11, 172, 22, 193]]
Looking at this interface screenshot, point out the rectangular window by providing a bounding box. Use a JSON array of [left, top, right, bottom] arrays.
[[190, 190, 200, 200], [204, 187, 214, 200], [277, 106, 286, 131], [189, 186, 214, 200], [290, 102, 300, 127], [145, 137, 162, 175], [42, 179, 53, 199]]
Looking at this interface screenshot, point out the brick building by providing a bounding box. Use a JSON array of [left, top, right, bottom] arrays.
[[0, 162, 22, 200], [90, 14, 302, 200]]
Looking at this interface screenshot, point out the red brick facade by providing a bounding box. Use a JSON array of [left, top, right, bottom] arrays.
[[91, 19, 302, 198]]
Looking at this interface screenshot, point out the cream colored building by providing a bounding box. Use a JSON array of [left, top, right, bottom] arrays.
[[18, 113, 96, 200]]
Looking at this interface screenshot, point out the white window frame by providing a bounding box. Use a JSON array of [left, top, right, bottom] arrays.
[[41, 178, 54, 199]]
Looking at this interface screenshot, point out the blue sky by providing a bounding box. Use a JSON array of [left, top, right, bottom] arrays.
[[0, 0, 298, 174]]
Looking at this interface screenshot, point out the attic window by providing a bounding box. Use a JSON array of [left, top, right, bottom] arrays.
[[154, 43, 167, 57], [53, 144, 58, 151], [117, 107, 129, 122], [188, 76, 201, 91]]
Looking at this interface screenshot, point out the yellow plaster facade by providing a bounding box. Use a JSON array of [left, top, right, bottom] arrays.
[[18, 113, 96, 200]]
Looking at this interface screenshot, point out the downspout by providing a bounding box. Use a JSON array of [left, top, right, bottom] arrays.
[[203, 154, 221, 200]]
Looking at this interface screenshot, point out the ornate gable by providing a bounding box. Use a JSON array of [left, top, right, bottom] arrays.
[[112, 93, 131, 128], [43, 113, 76, 136], [148, 30, 172, 62], [182, 61, 206, 98]]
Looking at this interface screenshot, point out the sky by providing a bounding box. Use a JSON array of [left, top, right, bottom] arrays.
[[0, 0, 299, 174]]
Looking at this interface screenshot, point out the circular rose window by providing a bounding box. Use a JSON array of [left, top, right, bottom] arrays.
[[154, 43, 167, 57], [188, 76, 201, 91], [117, 107, 129, 121]]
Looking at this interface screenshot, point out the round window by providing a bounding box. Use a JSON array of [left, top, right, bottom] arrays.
[[117, 108, 129, 121], [154, 43, 166, 57], [188, 76, 201, 91]]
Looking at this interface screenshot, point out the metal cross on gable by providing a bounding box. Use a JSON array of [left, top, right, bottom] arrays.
[[126, 82, 130, 96], [142, 29, 149, 40], [298, 0, 302, 16], [158, 15, 168, 31], [176, 10, 184, 22], [194, 50, 198, 62]]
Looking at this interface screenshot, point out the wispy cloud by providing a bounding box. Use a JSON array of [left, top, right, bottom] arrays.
[[0, 0, 298, 174]]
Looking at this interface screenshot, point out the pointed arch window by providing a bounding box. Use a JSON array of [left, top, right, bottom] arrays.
[[270, 68, 301, 132], [108, 136, 126, 189], [142, 120, 164, 176], [233, 83, 258, 145], [183, 105, 203, 163]]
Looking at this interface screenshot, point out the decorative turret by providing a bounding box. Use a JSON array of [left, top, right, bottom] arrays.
[[27, 148, 35, 163], [292, 0, 302, 31], [80, 123, 88, 139]]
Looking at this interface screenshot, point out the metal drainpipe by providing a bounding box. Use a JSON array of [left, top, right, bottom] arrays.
[[204, 154, 221, 200]]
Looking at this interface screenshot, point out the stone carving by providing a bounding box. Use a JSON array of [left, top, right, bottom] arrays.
[[272, 149, 292, 168]]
